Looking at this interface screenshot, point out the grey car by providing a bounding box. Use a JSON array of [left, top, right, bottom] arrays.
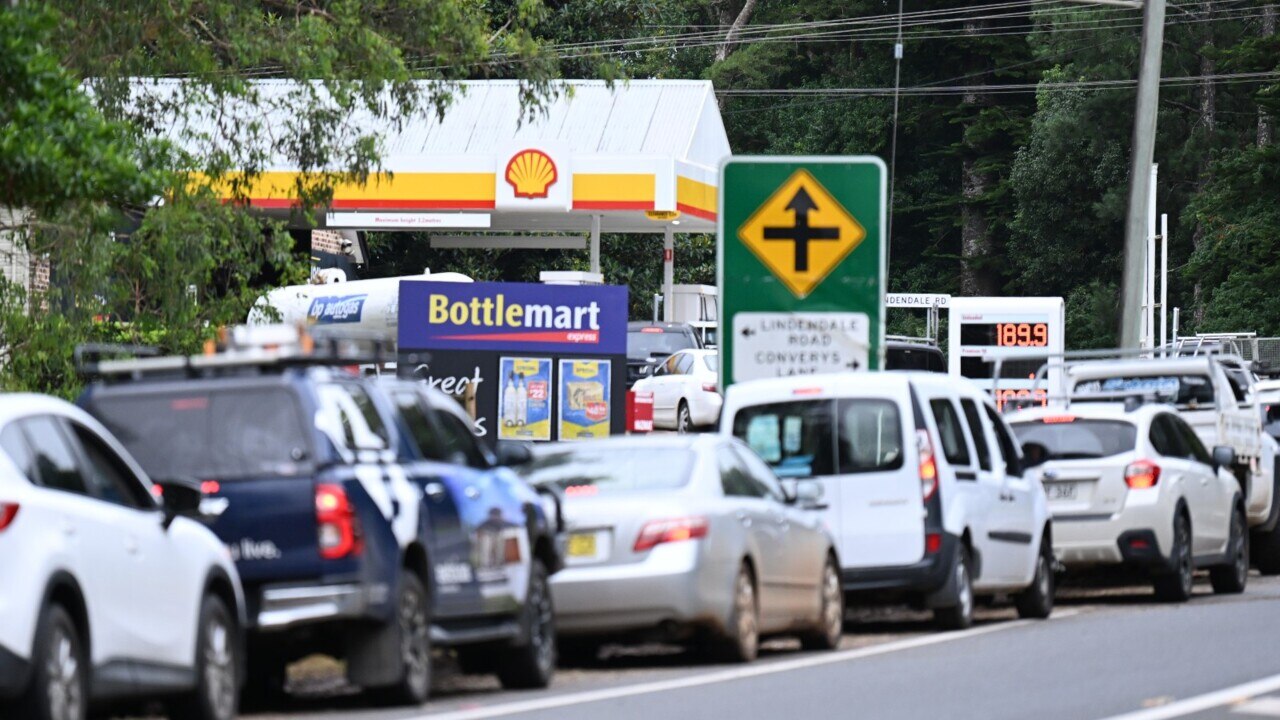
[[520, 435, 842, 663]]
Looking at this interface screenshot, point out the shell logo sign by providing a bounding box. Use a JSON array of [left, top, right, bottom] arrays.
[[505, 149, 558, 199]]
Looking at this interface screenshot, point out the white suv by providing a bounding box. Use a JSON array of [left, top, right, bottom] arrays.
[[1008, 402, 1248, 601], [721, 372, 1053, 630], [0, 394, 244, 720]]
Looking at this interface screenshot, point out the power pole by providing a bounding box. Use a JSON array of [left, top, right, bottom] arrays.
[[1120, 0, 1166, 349]]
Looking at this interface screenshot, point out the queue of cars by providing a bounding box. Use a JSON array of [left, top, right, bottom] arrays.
[[5, 322, 1279, 720]]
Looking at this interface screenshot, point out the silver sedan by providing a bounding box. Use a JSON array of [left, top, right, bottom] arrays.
[[521, 435, 843, 663]]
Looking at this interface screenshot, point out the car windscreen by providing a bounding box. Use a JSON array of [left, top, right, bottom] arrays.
[[520, 446, 694, 495], [1072, 375, 1215, 409], [628, 330, 697, 358], [88, 389, 312, 480], [886, 346, 945, 372], [1010, 419, 1137, 465], [732, 400, 834, 478]]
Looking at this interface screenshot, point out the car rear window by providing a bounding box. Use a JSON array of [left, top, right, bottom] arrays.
[[1073, 375, 1215, 409], [703, 354, 718, 372], [628, 329, 697, 357], [1010, 419, 1137, 465], [521, 446, 694, 495], [732, 400, 834, 478], [88, 389, 311, 480]]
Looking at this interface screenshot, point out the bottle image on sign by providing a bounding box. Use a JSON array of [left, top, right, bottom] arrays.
[[505, 149, 558, 199], [499, 357, 552, 441], [737, 169, 866, 299]]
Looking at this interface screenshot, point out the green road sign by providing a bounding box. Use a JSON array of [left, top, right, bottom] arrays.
[[717, 157, 887, 388]]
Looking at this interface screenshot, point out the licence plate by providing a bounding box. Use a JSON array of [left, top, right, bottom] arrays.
[[1047, 482, 1078, 501], [567, 533, 598, 558]]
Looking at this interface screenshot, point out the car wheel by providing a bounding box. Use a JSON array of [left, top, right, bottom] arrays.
[[168, 595, 239, 720], [496, 559, 555, 689], [1154, 511, 1194, 602], [799, 556, 843, 651], [375, 572, 432, 705], [934, 545, 974, 631], [677, 401, 693, 434], [15, 603, 87, 720], [1252, 523, 1280, 576], [1014, 533, 1055, 620], [1210, 505, 1249, 594], [716, 564, 759, 663]]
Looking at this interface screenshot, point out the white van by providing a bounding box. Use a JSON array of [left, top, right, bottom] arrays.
[[720, 372, 1053, 629]]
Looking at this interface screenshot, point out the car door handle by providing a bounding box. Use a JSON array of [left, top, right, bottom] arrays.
[[60, 520, 75, 537], [464, 486, 481, 500], [124, 536, 139, 555], [424, 482, 446, 500], [735, 511, 752, 527]]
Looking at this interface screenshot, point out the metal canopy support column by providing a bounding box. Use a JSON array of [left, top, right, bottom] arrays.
[[589, 214, 601, 275], [663, 224, 674, 322]]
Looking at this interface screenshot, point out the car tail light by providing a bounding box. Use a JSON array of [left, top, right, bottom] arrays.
[[316, 483, 362, 559], [925, 532, 942, 554], [1125, 460, 1161, 489], [702, 382, 718, 393], [0, 502, 18, 532], [634, 517, 708, 552], [917, 429, 938, 501]]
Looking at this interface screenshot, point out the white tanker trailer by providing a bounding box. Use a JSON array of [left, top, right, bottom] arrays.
[[248, 270, 474, 337]]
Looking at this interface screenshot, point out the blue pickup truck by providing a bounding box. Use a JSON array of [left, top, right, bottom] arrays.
[[78, 336, 562, 707]]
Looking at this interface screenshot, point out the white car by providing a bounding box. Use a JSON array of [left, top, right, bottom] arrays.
[[1008, 402, 1248, 601], [632, 349, 722, 432], [0, 394, 245, 720], [721, 372, 1054, 630]]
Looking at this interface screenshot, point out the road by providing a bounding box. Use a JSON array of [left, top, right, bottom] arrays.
[[117, 575, 1280, 720]]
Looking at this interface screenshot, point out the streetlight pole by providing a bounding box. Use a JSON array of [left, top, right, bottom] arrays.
[[1120, 0, 1165, 349]]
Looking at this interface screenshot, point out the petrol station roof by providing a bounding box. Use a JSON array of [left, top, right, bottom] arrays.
[[145, 79, 731, 233]]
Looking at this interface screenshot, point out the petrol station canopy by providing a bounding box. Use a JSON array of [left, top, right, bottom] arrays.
[[144, 78, 731, 235]]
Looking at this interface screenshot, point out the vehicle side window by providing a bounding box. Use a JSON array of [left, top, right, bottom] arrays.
[[1152, 415, 1190, 459], [69, 424, 153, 510], [434, 410, 489, 469], [1171, 416, 1212, 465], [958, 399, 992, 471], [393, 391, 450, 462], [836, 399, 903, 473], [20, 416, 91, 496], [662, 354, 681, 376], [1, 424, 38, 483], [676, 353, 694, 375], [318, 384, 386, 454], [718, 448, 764, 498], [732, 446, 786, 502], [346, 384, 393, 449], [983, 405, 1022, 477], [929, 399, 972, 467]]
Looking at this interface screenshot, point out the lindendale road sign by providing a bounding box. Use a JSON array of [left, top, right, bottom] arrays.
[[718, 157, 887, 387]]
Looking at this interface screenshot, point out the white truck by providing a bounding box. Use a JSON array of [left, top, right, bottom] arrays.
[[1067, 355, 1280, 572]]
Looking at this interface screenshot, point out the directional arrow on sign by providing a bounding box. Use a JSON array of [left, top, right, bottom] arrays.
[[846, 359, 861, 370], [741, 327, 755, 338]]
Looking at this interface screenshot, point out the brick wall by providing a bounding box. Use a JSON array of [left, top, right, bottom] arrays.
[[311, 229, 345, 256]]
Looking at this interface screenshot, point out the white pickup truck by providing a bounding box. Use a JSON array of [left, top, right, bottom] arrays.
[[1068, 356, 1280, 572]]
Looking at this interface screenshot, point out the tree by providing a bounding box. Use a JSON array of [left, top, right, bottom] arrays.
[[0, 0, 557, 397]]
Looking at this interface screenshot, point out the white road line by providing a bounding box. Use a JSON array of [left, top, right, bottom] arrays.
[[1234, 697, 1280, 717], [1098, 673, 1280, 720], [415, 611, 1080, 720]]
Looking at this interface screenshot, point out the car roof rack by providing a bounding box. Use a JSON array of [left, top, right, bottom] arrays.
[[886, 334, 939, 347], [77, 324, 395, 382]]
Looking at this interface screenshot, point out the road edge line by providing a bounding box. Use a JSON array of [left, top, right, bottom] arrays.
[[1096, 672, 1280, 720], [416, 616, 1055, 720]]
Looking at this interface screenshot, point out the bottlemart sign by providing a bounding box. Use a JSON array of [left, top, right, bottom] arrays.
[[718, 157, 887, 388]]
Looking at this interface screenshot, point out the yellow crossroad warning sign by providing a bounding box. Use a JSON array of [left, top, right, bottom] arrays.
[[736, 169, 866, 298]]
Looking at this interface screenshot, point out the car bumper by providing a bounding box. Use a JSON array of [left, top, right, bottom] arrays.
[[253, 581, 391, 631], [841, 531, 959, 599], [0, 641, 30, 700], [690, 393, 723, 427], [550, 541, 734, 636], [1053, 502, 1174, 568]]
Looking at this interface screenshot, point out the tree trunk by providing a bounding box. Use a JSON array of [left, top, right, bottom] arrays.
[[1261, 3, 1276, 148], [715, 0, 760, 62], [1192, 1, 1217, 325], [960, 19, 996, 296]]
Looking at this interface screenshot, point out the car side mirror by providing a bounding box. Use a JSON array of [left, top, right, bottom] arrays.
[[156, 477, 202, 530], [496, 441, 533, 467], [793, 480, 827, 510], [1212, 445, 1236, 471]]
